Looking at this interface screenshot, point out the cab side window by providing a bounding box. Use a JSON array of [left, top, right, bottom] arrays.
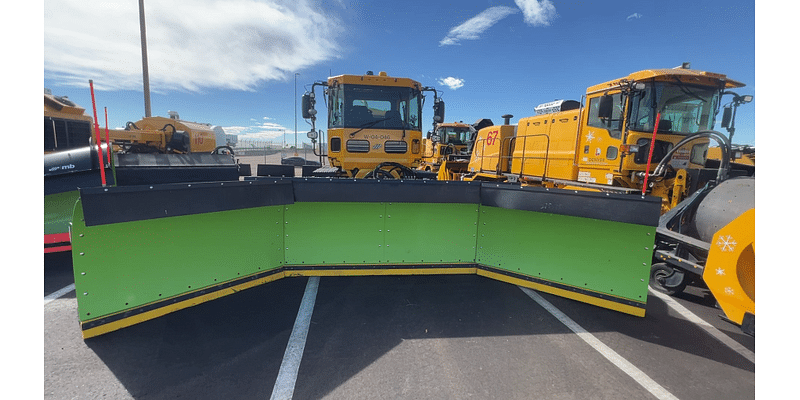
[[587, 93, 624, 139], [329, 87, 344, 128]]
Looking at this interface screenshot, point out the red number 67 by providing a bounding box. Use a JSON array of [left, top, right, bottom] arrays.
[[486, 130, 499, 146]]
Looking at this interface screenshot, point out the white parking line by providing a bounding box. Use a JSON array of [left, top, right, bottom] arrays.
[[648, 288, 755, 364], [270, 276, 320, 400], [519, 286, 679, 400], [44, 283, 75, 305]]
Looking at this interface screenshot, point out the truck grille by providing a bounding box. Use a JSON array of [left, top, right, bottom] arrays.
[[384, 140, 408, 154], [346, 139, 370, 153]]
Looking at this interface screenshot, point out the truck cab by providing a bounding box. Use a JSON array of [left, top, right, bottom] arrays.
[[303, 71, 440, 179], [420, 122, 473, 172]]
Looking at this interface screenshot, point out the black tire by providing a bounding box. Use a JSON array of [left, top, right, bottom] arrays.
[[649, 262, 687, 295], [212, 145, 234, 155]]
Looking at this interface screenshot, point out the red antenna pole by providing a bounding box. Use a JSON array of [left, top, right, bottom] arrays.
[[89, 80, 107, 186], [641, 112, 661, 195]]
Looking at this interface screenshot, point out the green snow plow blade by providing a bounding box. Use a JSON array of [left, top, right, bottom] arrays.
[[71, 179, 660, 339]]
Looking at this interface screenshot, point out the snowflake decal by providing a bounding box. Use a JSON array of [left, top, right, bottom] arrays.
[[586, 132, 595, 143], [724, 287, 735, 296], [716, 235, 737, 252], [715, 267, 726, 276]]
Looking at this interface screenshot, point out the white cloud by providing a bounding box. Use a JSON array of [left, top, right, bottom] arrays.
[[239, 130, 287, 140], [627, 13, 643, 21], [223, 118, 288, 140], [44, 0, 343, 92], [514, 0, 557, 27], [260, 121, 286, 130], [219, 126, 251, 135], [439, 6, 519, 46], [438, 77, 465, 90]]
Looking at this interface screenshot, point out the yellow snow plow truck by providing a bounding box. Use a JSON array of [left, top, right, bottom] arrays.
[[419, 120, 494, 181], [300, 71, 443, 179], [462, 65, 753, 214]]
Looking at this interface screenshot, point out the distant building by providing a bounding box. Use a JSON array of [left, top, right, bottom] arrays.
[[211, 126, 238, 147]]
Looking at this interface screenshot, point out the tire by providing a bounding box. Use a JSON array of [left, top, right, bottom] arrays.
[[649, 262, 687, 295], [212, 146, 234, 155]]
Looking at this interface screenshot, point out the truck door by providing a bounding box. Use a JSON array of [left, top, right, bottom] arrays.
[[577, 92, 625, 185]]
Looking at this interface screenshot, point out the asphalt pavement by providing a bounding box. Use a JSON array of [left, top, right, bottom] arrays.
[[44, 250, 757, 400]]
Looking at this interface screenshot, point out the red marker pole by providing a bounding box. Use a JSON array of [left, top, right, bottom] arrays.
[[641, 112, 661, 195], [89, 80, 107, 186]]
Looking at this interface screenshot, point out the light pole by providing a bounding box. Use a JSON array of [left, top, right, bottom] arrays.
[[138, 0, 151, 117], [294, 72, 299, 156]]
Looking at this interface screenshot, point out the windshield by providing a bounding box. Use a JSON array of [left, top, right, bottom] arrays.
[[629, 82, 720, 135], [436, 126, 471, 145], [329, 84, 421, 131]]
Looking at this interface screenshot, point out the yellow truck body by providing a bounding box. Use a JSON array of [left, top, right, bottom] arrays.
[[109, 115, 218, 154], [464, 67, 748, 212], [322, 72, 425, 178], [421, 123, 471, 168]]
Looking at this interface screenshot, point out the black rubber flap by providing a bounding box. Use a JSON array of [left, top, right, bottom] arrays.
[[80, 180, 294, 226], [292, 178, 481, 204], [116, 153, 236, 167], [115, 153, 239, 185], [115, 166, 240, 186], [257, 164, 295, 177], [480, 182, 661, 226]]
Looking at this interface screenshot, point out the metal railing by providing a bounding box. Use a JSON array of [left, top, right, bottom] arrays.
[[471, 134, 551, 181]]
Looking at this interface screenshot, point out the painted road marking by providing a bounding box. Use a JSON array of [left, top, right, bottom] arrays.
[[648, 288, 755, 364], [270, 276, 320, 400], [520, 286, 679, 400], [44, 283, 75, 306]]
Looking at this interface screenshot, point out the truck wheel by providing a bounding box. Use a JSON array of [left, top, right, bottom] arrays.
[[649, 262, 687, 295], [212, 146, 234, 155]]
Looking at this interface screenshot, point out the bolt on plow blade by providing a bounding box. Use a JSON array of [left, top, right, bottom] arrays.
[[71, 179, 661, 338]]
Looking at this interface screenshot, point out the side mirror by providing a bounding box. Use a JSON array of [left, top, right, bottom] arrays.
[[307, 130, 318, 140], [721, 106, 732, 129], [433, 99, 445, 123], [598, 95, 614, 119], [431, 134, 441, 143], [301, 93, 315, 119]]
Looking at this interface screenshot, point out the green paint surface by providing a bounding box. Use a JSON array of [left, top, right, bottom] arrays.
[[72, 198, 655, 325], [283, 202, 479, 265], [475, 207, 653, 302], [45, 191, 80, 235], [383, 202, 478, 264], [284, 202, 385, 265], [71, 202, 284, 321]]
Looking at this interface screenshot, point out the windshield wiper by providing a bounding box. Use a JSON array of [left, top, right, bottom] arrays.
[[671, 78, 707, 103], [349, 117, 390, 137]]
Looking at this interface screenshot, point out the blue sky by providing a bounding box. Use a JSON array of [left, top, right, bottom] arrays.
[[42, 0, 756, 146]]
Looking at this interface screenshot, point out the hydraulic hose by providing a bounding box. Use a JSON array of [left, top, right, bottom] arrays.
[[651, 130, 731, 183]]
